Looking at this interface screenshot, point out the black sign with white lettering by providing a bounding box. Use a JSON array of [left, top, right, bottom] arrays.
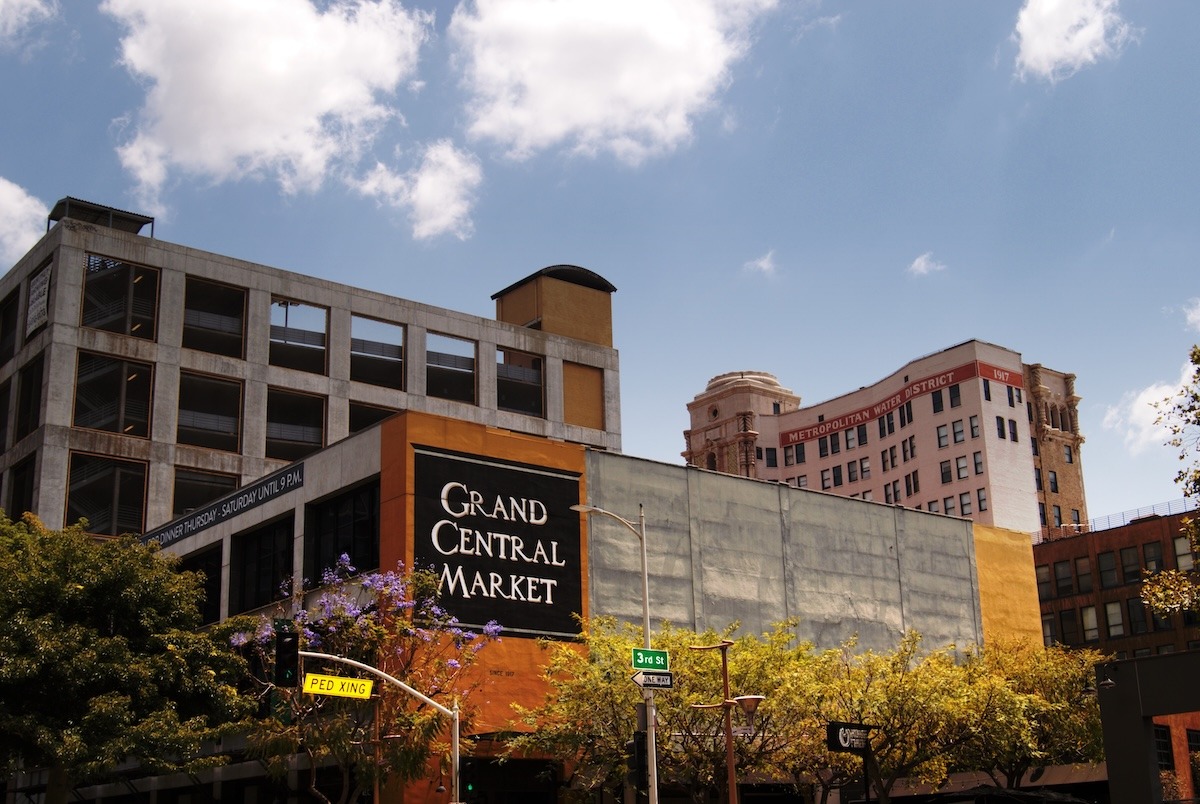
[[413, 446, 583, 639], [826, 721, 874, 755], [143, 464, 305, 548]]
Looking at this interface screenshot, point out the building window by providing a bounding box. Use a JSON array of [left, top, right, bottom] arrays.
[[996, 416, 1006, 439], [1059, 609, 1080, 644], [956, 456, 968, 480], [265, 388, 325, 461], [830, 432, 841, 454], [1008, 419, 1018, 442], [304, 480, 380, 582], [1032, 564, 1051, 602], [932, 389, 944, 413], [351, 316, 404, 389], [969, 415, 980, 438], [959, 491, 972, 516], [1120, 546, 1141, 584], [943, 496, 956, 515], [1064, 444, 1074, 463], [1048, 471, 1059, 493], [848, 460, 858, 482], [832, 465, 843, 487], [982, 379, 991, 401], [183, 277, 245, 358], [229, 515, 294, 615], [1175, 536, 1195, 571], [1041, 613, 1056, 646], [928, 499, 939, 513], [1071, 509, 1081, 525], [844, 427, 857, 450], [1144, 541, 1164, 573], [427, 332, 476, 404], [819, 436, 829, 458], [1098, 552, 1118, 588], [0, 288, 20, 364], [66, 452, 146, 537], [349, 402, 397, 433], [949, 384, 961, 408], [0, 379, 9, 451], [973, 451, 984, 475], [497, 347, 544, 417], [1081, 606, 1099, 642], [81, 254, 158, 340], [898, 400, 913, 428], [1035, 468, 1043, 491], [1075, 556, 1092, 592], [765, 448, 778, 468], [976, 487, 988, 512], [795, 443, 806, 465], [821, 469, 831, 490], [1054, 561, 1073, 596], [796, 475, 808, 488], [857, 424, 869, 446], [178, 372, 242, 452], [904, 470, 919, 497], [1154, 725, 1174, 772], [937, 425, 949, 448], [1052, 505, 1062, 527], [1007, 386, 1015, 407], [72, 353, 152, 438], [270, 298, 327, 375], [952, 419, 964, 443], [173, 468, 238, 518], [7, 454, 36, 519], [1105, 601, 1125, 638], [1038, 503, 1046, 526], [15, 354, 43, 440], [940, 460, 952, 484], [1128, 599, 1149, 635], [878, 411, 894, 438], [179, 544, 223, 625]]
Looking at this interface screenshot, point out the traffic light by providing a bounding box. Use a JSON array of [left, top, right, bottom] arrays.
[[625, 730, 648, 793], [274, 627, 300, 687]]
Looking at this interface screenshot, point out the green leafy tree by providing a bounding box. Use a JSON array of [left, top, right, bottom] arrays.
[[226, 556, 501, 804], [823, 632, 1003, 804], [1144, 344, 1200, 615], [508, 617, 802, 803], [954, 639, 1105, 789], [0, 514, 254, 804]]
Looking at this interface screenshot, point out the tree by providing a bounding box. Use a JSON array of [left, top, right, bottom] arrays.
[[225, 555, 501, 804], [0, 514, 254, 804], [953, 639, 1105, 789], [1144, 344, 1200, 615]]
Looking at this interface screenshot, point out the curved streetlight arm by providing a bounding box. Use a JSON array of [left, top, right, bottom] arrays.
[[300, 651, 462, 803]]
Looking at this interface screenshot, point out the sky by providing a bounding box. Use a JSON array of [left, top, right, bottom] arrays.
[[1, 0, 1197, 522]]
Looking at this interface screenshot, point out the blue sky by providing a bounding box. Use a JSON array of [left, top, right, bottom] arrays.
[[1, 0, 1197, 520]]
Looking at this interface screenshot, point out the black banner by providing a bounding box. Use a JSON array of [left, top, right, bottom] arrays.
[[826, 721, 873, 755], [413, 446, 582, 639]]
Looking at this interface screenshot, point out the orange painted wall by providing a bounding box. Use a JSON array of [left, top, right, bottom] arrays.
[[973, 523, 1044, 644], [378, 411, 589, 735]]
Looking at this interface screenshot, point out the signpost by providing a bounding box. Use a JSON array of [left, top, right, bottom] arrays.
[[632, 648, 669, 671], [631, 670, 673, 689], [827, 721, 875, 803]]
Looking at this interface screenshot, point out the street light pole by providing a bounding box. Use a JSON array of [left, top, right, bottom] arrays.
[[570, 503, 659, 804], [689, 641, 764, 804]]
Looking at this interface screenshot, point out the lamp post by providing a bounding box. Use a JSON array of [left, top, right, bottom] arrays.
[[570, 503, 658, 804], [689, 640, 763, 804]]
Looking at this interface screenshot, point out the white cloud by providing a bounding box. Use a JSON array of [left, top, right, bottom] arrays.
[[742, 249, 775, 275], [907, 251, 946, 277], [1184, 298, 1200, 333], [102, 0, 431, 210], [354, 140, 483, 241], [0, 178, 48, 265], [1103, 361, 1193, 455], [0, 0, 56, 42], [1013, 0, 1136, 83], [448, 0, 777, 165]]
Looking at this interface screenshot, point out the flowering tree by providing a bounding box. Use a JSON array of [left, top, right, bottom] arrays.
[[223, 557, 501, 804]]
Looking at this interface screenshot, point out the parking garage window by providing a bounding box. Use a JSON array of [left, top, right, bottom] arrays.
[[172, 467, 238, 518], [73, 352, 152, 438], [426, 332, 475, 404], [265, 388, 324, 461], [496, 347, 544, 417], [183, 277, 245, 358], [81, 254, 158, 340], [66, 452, 146, 536], [270, 298, 327, 375], [350, 316, 404, 389], [177, 372, 242, 452]]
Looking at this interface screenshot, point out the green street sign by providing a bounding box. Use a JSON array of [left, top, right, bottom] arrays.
[[632, 648, 669, 671]]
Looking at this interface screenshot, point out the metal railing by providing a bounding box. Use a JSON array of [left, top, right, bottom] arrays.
[[1034, 498, 1197, 543]]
